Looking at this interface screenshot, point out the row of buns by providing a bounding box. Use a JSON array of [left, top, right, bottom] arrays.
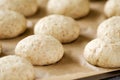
[[0, 0, 120, 80]]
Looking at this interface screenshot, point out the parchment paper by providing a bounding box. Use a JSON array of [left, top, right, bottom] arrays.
[[0, 1, 119, 80]]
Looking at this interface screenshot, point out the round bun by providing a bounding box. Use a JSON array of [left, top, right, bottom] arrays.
[[15, 35, 64, 65], [34, 14, 80, 43], [0, 55, 35, 80], [47, 0, 90, 19], [84, 16, 120, 68], [84, 39, 120, 68], [97, 16, 120, 43], [0, 10, 27, 39], [0, 0, 38, 16], [104, 0, 120, 17]]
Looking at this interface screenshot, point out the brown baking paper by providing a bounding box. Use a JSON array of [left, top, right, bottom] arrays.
[[0, 1, 119, 80]]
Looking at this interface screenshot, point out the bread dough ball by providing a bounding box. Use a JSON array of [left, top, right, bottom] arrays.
[[34, 14, 80, 43], [0, 10, 27, 39], [47, 0, 90, 19], [85, 16, 120, 68], [0, 55, 35, 80], [84, 39, 120, 68], [15, 35, 64, 65], [0, 0, 38, 16], [97, 16, 120, 43], [104, 0, 120, 17], [37, 0, 48, 9]]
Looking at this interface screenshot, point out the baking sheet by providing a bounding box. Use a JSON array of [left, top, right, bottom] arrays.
[[0, 1, 119, 80]]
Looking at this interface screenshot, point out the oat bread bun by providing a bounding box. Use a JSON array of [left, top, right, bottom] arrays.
[[0, 55, 35, 80], [47, 0, 90, 19], [0, 0, 38, 16], [37, 0, 48, 9], [34, 14, 80, 43], [84, 16, 120, 68], [0, 10, 27, 39], [97, 16, 120, 43], [15, 35, 64, 66], [104, 0, 120, 17], [84, 39, 120, 68]]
